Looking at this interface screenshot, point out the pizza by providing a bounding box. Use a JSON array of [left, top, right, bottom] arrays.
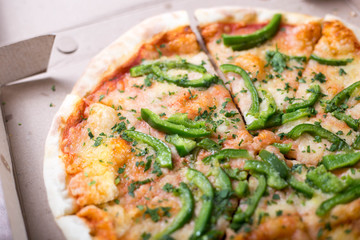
[[44, 8, 360, 240]]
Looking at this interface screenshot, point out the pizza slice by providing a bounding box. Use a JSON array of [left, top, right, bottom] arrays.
[[276, 15, 360, 165], [196, 7, 321, 128]]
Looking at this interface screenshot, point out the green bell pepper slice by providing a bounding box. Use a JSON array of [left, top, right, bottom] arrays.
[[272, 143, 292, 154], [287, 123, 350, 151], [167, 113, 206, 129], [222, 14, 282, 50], [326, 81, 360, 113], [213, 167, 232, 191], [154, 182, 194, 239], [211, 167, 234, 225], [282, 108, 315, 124], [332, 111, 359, 131], [322, 152, 360, 170], [310, 54, 353, 66], [165, 134, 197, 157], [220, 64, 259, 117], [246, 89, 277, 131], [151, 65, 215, 88], [123, 130, 172, 169], [316, 185, 360, 216], [231, 174, 267, 229], [130, 60, 206, 77], [259, 150, 289, 179], [186, 168, 214, 239], [288, 175, 314, 198], [353, 135, 360, 150], [199, 230, 224, 240], [258, 150, 313, 197], [223, 168, 248, 181], [344, 176, 360, 188], [306, 165, 346, 193], [197, 138, 221, 151], [263, 111, 283, 128], [141, 108, 211, 138], [202, 149, 251, 164], [129, 64, 153, 76], [130, 60, 216, 88], [234, 181, 249, 198], [285, 85, 321, 113], [244, 160, 288, 190]]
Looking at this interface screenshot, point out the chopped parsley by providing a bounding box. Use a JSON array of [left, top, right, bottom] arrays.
[[93, 136, 103, 147], [118, 164, 126, 174], [224, 110, 239, 118], [141, 232, 151, 240], [111, 122, 127, 134], [144, 156, 153, 172], [144, 75, 152, 87], [272, 194, 280, 200], [339, 68, 347, 76], [188, 89, 198, 100], [291, 164, 304, 174], [312, 72, 326, 83], [336, 130, 343, 135], [155, 46, 163, 57], [162, 183, 175, 193], [317, 228, 323, 238], [266, 48, 288, 73], [152, 161, 163, 177], [143, 206, 171, 222], [128, 179, 152, 197], [87, 128, 94, 139], [88, 180, 96, 186], [114, 176, 121, 185]]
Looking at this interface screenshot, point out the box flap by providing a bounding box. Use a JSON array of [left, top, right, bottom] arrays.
[[0, 35, 55, 85]]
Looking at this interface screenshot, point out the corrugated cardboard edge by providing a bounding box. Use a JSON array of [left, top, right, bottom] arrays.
[[0, 94, 27, 239], [0, 34, 55, 239]]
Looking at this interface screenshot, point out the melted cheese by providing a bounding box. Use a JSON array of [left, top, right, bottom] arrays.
[[66, 103, 133, 207]]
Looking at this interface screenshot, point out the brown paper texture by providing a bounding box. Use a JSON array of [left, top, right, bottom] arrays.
[[0, 106, 26, 240], [0, 0, 359, 239], [0, 35, 55, 85]]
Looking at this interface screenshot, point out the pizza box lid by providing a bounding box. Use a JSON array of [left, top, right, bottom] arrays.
[[0, 0, 359, 239]]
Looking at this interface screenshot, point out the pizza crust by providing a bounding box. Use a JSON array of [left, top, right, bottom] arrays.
[[324, 14, 360, 41], [72, 11, 190, 98], [57, 215, 92, 240], [44, 94, 82, 218], [195, 6, 320, 26]]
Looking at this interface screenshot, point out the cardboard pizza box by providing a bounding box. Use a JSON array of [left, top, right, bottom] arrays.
[[0, 0, 359, 239]]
